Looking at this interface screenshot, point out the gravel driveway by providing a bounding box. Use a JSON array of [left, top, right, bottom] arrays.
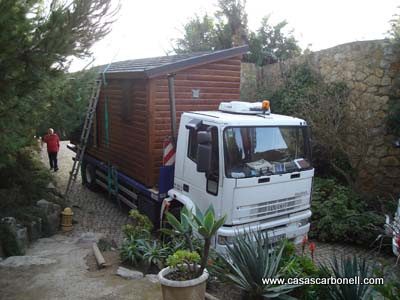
[[0, 141, 162, 300], [41, 141, 131, 246]]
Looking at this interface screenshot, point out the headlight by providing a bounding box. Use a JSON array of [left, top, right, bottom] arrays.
[[217, 235, 234, 245], [298, 218, 309, 227]]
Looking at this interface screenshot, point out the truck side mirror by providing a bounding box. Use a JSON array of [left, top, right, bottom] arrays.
[[196, 131, 212, 173]]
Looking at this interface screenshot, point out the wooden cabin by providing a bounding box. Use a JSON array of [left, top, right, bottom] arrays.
[[88, 45, 248, 188]]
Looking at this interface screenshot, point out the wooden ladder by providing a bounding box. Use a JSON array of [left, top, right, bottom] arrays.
[[65, 79, 102, 197]]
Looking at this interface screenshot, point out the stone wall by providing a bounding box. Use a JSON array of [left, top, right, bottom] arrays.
[[241, 40, 400, 196]]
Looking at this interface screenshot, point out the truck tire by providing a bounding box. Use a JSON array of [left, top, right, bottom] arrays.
[[162, 201, 183, 229], [137, 195, 162, 229], [81, 161, 98, 191]]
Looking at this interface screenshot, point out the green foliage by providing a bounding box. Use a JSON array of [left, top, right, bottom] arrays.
[[37, 70, 99, 139], [310, 178, 384, 246], [122, 209, 153, 239], [259, 63, 348, 117], [280, 240, 328, 299], [0, 147, 52, 218], [166, 249, 201, 267], [120, 209, 183, 270], [246, 16, 301, 65], [165, 206, 194, 251], [120, 236, 144, 266], [319, 256, 375, 300], [121, 209, 154, 266], [173, 0, 300, 66], [164, 204, 225, 278], [166, 250, 201, 280], [173, 14, 218, 54], [0, 223, 22, 257], [373, 266, 400, 299], [140, 240, 171, 269], [388, 7, 400, 46], [188, 205, 226, 276], [0, 0, 115, 168], [258, 63, 376, 189], [217, 230, 299, 300], [214, 0, 248, 48]]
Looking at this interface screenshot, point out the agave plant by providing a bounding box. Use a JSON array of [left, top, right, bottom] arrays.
[[139, 240, 171, 269], [120, 236, 144, 266], [218, 230, 299, 300], [320, 255, 375, 300], [189, 205, 226, 277], [166, 205, 226, 277], [165, 206, 195, 251]]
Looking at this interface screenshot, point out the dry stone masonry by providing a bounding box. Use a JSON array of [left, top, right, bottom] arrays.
[[241, 40, 400, 196]]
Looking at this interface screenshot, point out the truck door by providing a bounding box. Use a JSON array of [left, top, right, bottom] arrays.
[[183, 124, 222, 215]]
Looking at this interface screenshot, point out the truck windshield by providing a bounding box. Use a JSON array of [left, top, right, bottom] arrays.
[[224, 126, 311, 178]]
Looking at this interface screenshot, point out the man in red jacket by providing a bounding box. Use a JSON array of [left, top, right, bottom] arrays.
[[42, 128, 60, 171]]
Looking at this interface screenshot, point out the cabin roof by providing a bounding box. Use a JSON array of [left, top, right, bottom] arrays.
[[98, 45, 248, 79]]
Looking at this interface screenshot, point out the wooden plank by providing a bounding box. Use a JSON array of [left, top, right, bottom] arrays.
[[156, 80, 240, 89]]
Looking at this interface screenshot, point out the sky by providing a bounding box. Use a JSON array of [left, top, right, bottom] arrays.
[[69, 0, 399, 71]]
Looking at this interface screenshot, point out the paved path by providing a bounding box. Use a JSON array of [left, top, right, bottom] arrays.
[[41, 141, 131, 246], [0, 141, 162, 300]]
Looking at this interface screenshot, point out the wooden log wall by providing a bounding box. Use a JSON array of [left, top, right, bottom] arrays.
[[87, 78, 151, 185], [148, 56, 242, 186]]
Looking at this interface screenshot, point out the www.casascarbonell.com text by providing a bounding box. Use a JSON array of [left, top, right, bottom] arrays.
[[262, 276, 384, 285]]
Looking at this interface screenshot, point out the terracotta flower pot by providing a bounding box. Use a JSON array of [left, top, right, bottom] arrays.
[[158, 266, 209, 300]]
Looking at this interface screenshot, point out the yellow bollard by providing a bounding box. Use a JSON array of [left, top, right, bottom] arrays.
[[61, 207, 74, 232]]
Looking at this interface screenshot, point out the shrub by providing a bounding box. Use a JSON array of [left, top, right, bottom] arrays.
[[373, 265, 400, 299], [140, 240, 171, 269], [319, 256, 375, 300], [121, 209, 153, 266], [166, 205, 226, 277], [120, 236, 144, 266], [0, 223, 22, 257], [165, 250, 201, 281], [217, 230, 299, 300], [0, 147, 52, 213], [310, 177, 384, 246], [120, 209, 185, 270], [122, 209, 153, 240]]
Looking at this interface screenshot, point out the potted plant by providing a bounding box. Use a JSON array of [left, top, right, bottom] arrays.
[[158, 205, 226, 300]]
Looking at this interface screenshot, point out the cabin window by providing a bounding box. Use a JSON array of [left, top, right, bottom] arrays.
[[121, 80, 133, 122]]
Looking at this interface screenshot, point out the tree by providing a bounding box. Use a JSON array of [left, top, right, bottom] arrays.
[[0, 0, 116, 168], [389, 7, 400, 45], [172, 0, 301, 66], [174, 14, 217, 54], [173, 0, 248, 53], [246, 17, 301, 65], [37, 69, 98, 139], [214, 0, 248, 47]]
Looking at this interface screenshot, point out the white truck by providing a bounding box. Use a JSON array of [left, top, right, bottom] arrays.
[[75, 99, 313, 253], [161, 100, 313, 252]]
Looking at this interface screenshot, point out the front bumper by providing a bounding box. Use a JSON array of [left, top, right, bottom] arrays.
[[214, 209, 311, 254]]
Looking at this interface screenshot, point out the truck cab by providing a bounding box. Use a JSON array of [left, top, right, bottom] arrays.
[[167, 101, 313, 252]]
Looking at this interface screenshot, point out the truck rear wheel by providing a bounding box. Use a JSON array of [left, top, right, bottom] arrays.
[[81, 161, 98, 191]]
